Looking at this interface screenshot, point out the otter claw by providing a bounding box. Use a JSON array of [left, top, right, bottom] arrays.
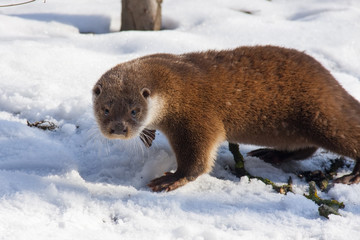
[[148, 172, 189, 192]]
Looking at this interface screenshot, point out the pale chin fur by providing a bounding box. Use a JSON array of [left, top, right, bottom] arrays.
[[104, 133, 128, 140], [102, 127, 141, 140]]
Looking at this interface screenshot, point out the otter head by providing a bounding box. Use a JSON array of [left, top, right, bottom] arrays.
[[92, 69, 152, 140]]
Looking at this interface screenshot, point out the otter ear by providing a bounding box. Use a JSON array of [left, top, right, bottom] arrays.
[[93, 84, 102, 97], [141, 88, 151, 99]]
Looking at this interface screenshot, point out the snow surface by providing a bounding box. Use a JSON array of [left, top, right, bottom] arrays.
[[1, 0, 360, 239]]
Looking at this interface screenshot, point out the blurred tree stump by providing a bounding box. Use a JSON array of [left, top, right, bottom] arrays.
[[121, 0, 162, 31]]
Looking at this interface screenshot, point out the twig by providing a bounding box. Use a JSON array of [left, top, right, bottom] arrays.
[[0, 0, 36, 7], [229, 142, 248, 177], [298, 157, 346, 191], [228, 143, 344, 218], [229, 142, 293, 194], [304, 181, 344, 218], [27, 120, 57, 131]]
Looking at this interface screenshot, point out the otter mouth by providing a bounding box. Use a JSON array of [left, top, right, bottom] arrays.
[[101, 123, 140, 140], [104, 131, 137, 140], [105, 129, 133, 140]]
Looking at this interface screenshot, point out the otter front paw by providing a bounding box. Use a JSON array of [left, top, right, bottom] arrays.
[[147, 172, 191, 192], [334, 173, 360, 184]]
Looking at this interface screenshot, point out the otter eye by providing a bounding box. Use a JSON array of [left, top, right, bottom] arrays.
[[104, 109, 109, 116], [131, 109, 137, 117]]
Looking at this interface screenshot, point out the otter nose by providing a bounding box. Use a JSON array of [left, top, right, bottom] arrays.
[[109, 122, 128, 135]]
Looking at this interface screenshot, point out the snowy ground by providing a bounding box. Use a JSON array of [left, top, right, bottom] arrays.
[[1, 0, 360, 239]]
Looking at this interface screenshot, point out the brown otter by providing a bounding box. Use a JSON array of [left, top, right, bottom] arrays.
[[92, 45, 360, 192]]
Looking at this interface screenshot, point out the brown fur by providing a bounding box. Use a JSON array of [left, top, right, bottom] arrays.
[[93, 46, 360, 191]]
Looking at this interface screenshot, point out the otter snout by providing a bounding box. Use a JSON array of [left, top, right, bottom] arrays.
[[108, 121, 128, 137]]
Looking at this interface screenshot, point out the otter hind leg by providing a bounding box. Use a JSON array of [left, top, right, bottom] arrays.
[[247, 147, 318, 164], [334, 159, 360, 184]]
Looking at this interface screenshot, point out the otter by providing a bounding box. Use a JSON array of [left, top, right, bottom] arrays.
[[92, 45, 360, 192]]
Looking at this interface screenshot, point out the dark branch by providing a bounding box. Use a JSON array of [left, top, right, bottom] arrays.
[[0, 0, 36, 8]]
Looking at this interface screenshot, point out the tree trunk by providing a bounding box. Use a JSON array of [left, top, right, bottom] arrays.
[[121, 0, 162, 31]]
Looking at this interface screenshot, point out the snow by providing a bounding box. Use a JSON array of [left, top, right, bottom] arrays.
[[1, 0, 360, 239]]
